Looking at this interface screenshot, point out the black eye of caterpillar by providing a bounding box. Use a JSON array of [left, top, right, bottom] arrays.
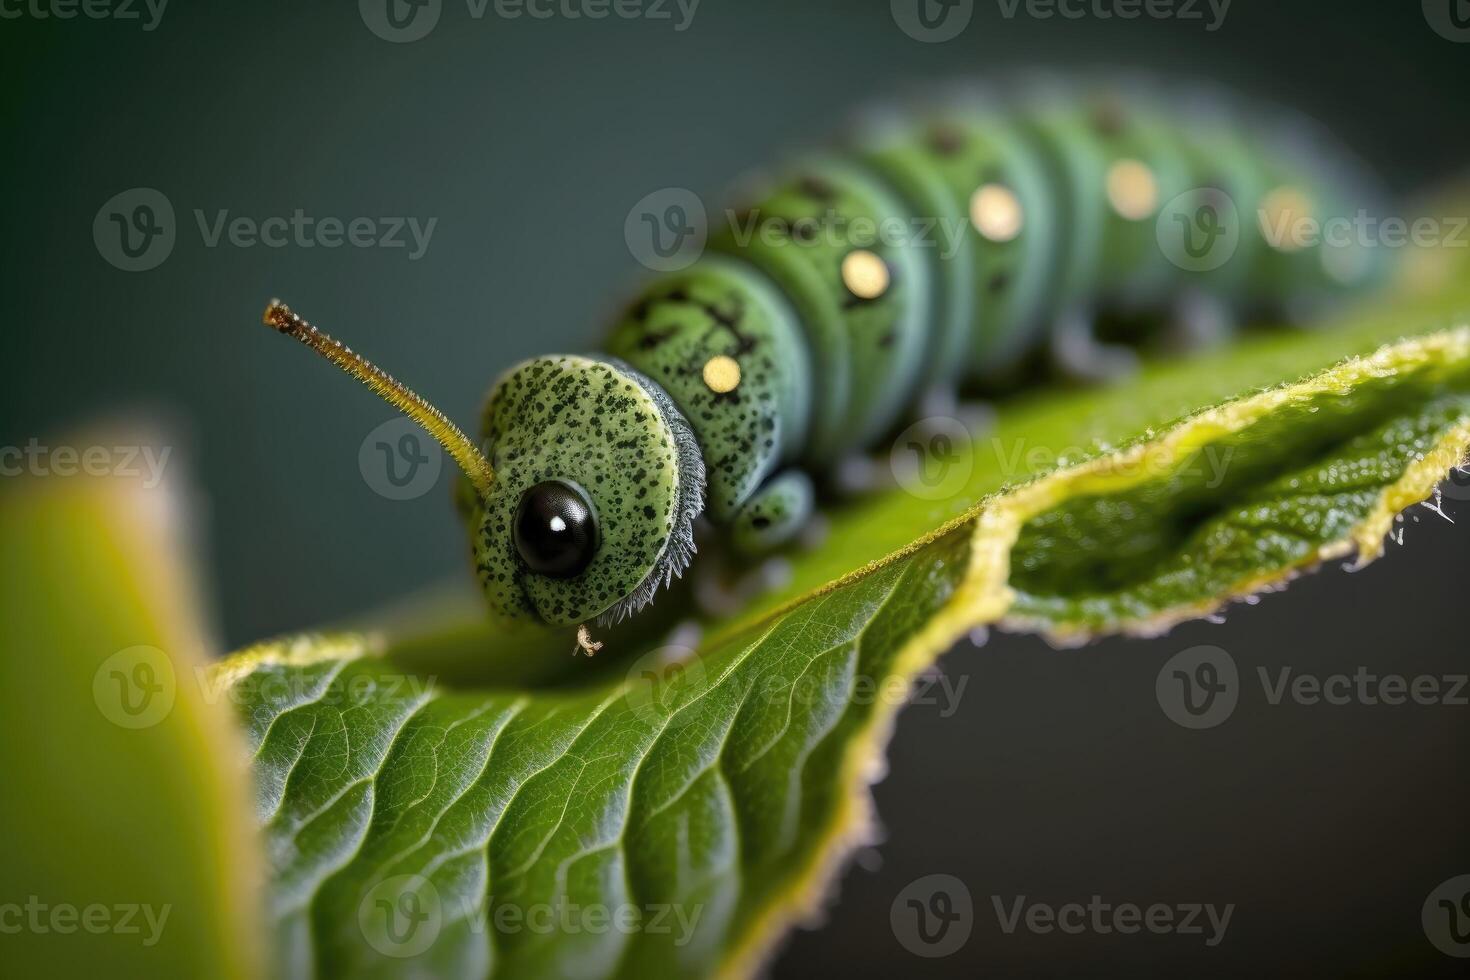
[[513, 480, 599, 578]]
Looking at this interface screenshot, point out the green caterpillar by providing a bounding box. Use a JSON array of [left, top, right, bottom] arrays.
[[263, 76, 1387, 646]]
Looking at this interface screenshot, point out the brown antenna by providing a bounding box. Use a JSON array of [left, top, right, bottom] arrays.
[[262, 300, 494, 500]]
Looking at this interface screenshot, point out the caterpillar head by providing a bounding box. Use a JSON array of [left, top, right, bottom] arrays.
[[261, 303, 706, 631], [464, 355, 704, 627]]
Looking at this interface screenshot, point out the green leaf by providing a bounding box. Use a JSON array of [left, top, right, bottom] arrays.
[[0, 452, 263, 980], [215, 266, 1470, 978]]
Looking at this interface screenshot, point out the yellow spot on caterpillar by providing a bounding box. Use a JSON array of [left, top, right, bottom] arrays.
[[702, 355, 742, 393], [969, 183, 1024, 242], [841, 249, 890, 300], [1106, 158, 1159, 221], [1259, 185, 1315, 252]]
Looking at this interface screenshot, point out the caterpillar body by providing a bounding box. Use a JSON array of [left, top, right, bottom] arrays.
[[263, 75, 1387, 638]]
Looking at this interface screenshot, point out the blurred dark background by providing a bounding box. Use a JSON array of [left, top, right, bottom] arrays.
[[3, 0, 1468, 975]]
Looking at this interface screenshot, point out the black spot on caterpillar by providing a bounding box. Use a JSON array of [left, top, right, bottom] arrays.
[[263, 74, 1389, 633]]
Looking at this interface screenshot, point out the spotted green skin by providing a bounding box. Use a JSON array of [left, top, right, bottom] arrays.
[[1008, 99, 1109, 323], [1171, 103, 1273, 296], [469, 356, 688, 625], [862, 103, 1057, 377], [605, 256, 810, 523], [729, 470, 813, 555], [1249, 143, 1386, 308], [709, 160, 931, 464], [1008, 91, 1199, 319], [468, 77, 1390, 627], [1084, 98, 1195, 303], [854, 119, 973, 389]]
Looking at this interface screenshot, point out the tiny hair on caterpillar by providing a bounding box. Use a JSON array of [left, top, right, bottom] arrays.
[[260, 74, 1389, 652]]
